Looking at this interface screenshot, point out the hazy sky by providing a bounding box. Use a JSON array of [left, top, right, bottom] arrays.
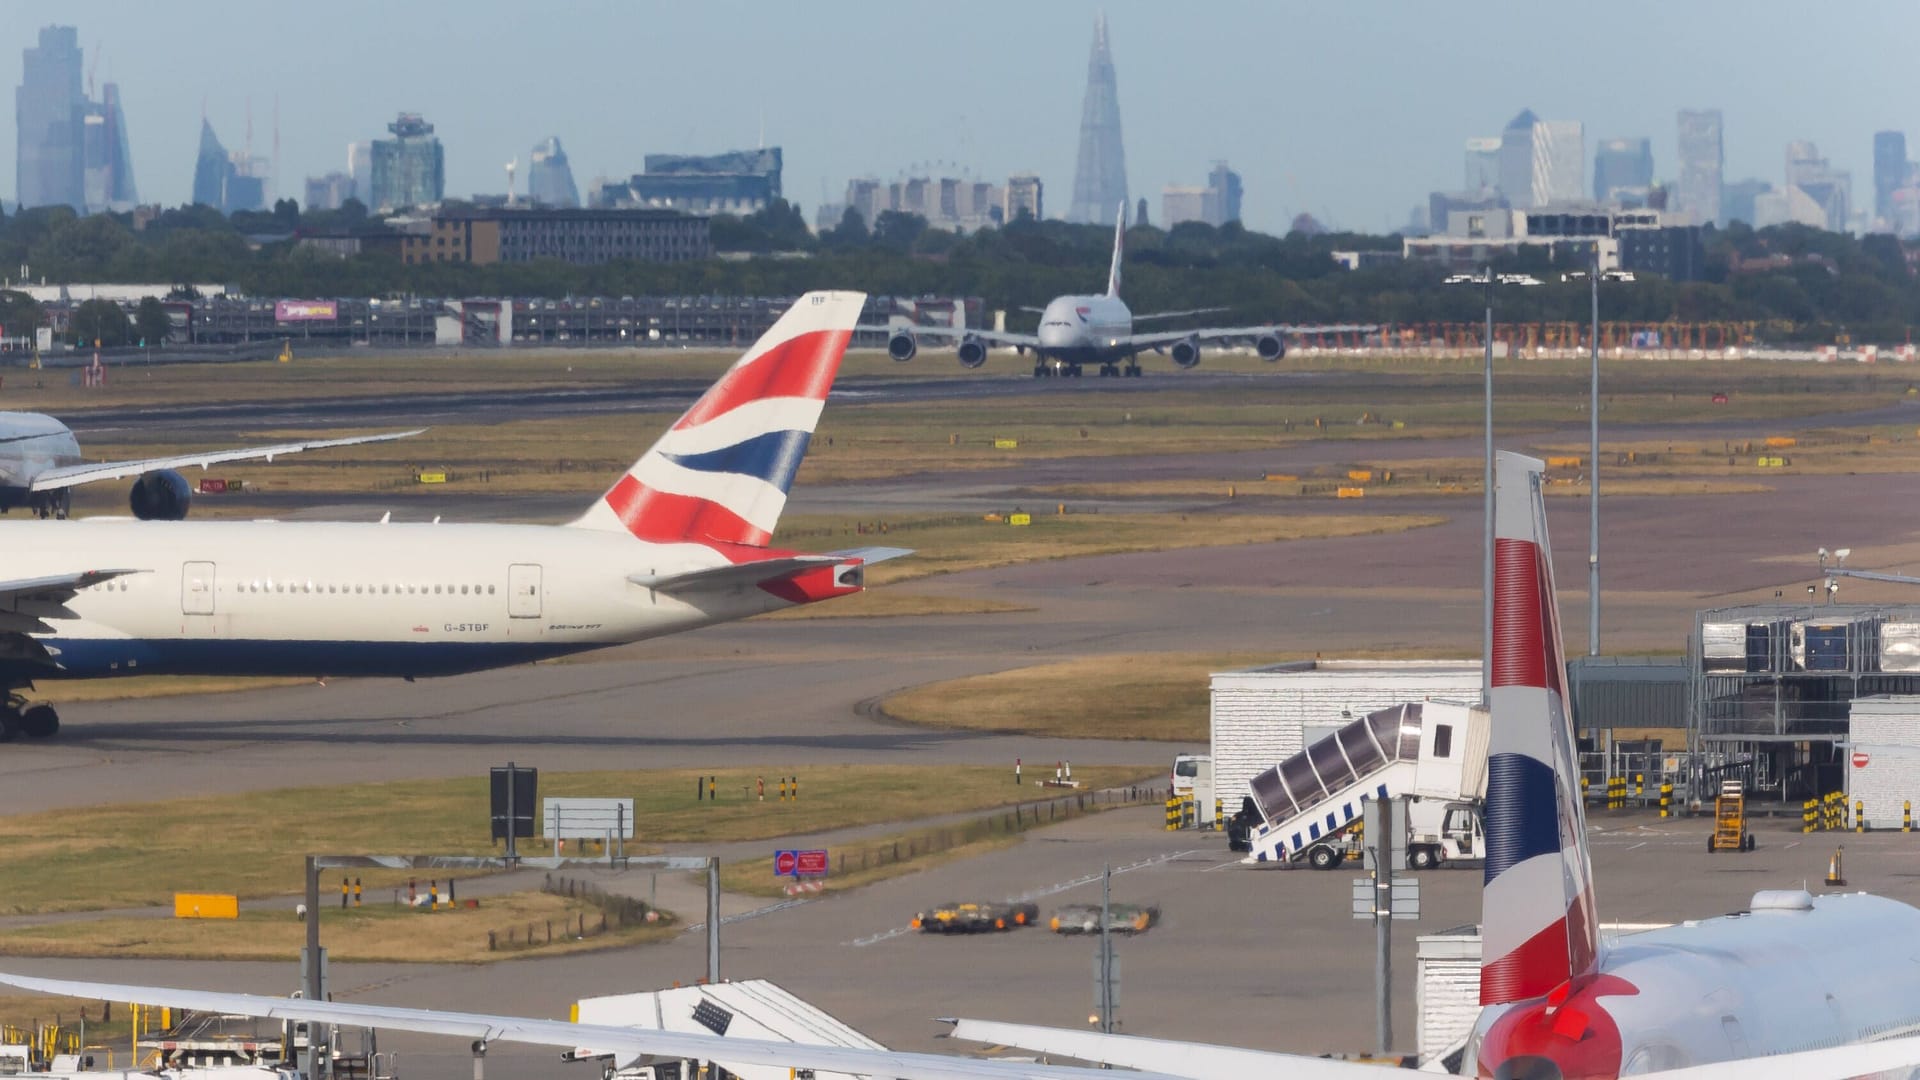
[[8, 0, 1919, 234]]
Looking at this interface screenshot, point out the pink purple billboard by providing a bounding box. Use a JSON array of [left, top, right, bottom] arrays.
[[274, 300, 338, 322]]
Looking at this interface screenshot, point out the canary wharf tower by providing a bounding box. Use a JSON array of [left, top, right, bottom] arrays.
[[1067, 14, 1127, 225]]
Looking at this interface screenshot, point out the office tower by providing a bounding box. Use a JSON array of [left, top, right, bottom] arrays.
[[528, 136, 580, 208], [1465, 137, 1501, 191], [1874, 130, 1907, 224], [1067, 13, 1127, 224], [1208, 160, 1243, 224], [1676, 108, 1724, 226], [16, 26, 85, 210], [1593, 137, 1653, 203], [1004, 173, 1043, 221], [370, 112, 445, 211]]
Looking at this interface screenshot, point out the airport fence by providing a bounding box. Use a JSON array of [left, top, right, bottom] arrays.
[[484, 874, 672, 952], [825, 784, 1165, 878]]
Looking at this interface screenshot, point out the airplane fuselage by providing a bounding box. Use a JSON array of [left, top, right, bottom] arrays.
[[1034, 293, 1133, 365], [1472, 891, 1920, 1078], [0, 411, 81, 512], [0, 518, 854, 681]]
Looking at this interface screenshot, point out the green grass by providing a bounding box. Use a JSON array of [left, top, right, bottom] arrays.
[[0, 765, 1156, 915]]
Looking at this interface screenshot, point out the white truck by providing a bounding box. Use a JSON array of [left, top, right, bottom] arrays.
[[1242, 699, 1489, 869]]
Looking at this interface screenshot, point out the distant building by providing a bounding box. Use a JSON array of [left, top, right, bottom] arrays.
[[347, 141, 373, 205], [1720, 178, 1771, 226], [527, 136, 580, 209], [597, 148, 780, 216], [1874, 130, 1908, 226], [1208, 161, 1243, 224], [1675, 109, 1724, 226], [304, 172, 353, 212], [1496, 110, 1582, 208], [400, 206, 709, 266], [16, 26, 84, 210], [1004, 173, 1043, 222], [1162, 162, 1241, 228], [1464, 137, 1501, 191], [369, 113, 445, 212], [1593, 137, 1653, 204], [190, 119, 262, 213], [1406, 203, 1690, 274], [843, 178, 883, 226], [1068, 13, 1127, 224], [1617, 224, 1706, 281], [1428, 189, 1508, 238], [17, 26, 136, 213], [1161, 185, 1212, 228], [1753, 140, 1849, 231]]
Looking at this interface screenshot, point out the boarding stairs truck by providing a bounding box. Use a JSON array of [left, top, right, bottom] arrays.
[[1243, 700, 1489, 868]]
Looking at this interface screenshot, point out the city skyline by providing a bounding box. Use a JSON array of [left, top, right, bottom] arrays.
[[5, 0, 1920, 234]]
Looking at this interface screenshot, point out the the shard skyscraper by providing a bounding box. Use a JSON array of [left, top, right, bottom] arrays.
[[1067, 13, 1127, 225]]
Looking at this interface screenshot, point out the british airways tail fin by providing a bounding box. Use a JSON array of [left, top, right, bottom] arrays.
[[567, 291, 865, 547], [1480, 451, 1600, 1006], [1106, 201, 1125, 298]]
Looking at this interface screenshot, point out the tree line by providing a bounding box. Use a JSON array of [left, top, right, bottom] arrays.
[[3, 197, 1920, 344]]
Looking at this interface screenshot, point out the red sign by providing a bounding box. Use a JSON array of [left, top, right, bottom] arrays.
[[1853, 751, 1872, 769], [773, 850, 798, 876], [795, 849, 829, 876], [199, 479, 228, 494]]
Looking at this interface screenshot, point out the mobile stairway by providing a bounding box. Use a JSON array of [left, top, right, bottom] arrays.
[[1244, 700, 1488, 865]]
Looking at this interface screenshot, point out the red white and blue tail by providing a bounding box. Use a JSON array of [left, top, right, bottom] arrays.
[[569, 291, 865, 547], [1480, 451, 1600, 1006]]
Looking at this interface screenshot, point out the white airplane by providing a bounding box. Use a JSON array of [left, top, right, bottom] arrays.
[[0, 291, 902, 742], [877, 204, 1371, 378], [0, 411, 420, 520], [10, 455, 1920, 1080]]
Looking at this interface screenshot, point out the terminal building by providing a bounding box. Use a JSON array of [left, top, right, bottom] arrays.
[[1404, 202, 1706, 280]]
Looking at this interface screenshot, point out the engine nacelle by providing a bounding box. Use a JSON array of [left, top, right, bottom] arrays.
[[1255, 332, 1287, 362], [1170, 336, 1201, 369], [956, 334, 989, 369], [130, 469, 192, 521], [887, 331, 918, 362]]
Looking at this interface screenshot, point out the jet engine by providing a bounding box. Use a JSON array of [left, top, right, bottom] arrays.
[[887, 331, 918, 362], [956, 334, 989, 369], [1255, 332, 1287, 362], [1170, 336, 1201, 369], [130, 469, 192, 520]]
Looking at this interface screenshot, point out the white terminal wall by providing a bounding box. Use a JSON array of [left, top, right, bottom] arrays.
[[1209, 660, 1484, 810]]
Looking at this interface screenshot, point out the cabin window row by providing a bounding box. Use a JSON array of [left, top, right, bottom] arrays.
[[234, 582, 499, 596]]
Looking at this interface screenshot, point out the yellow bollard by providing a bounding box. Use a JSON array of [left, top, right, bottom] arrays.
[[1907, 800, 1913, 834], [1826, 845, 1847, 887], [1857, 799, 1867, 833], [1659, 782, 1673, 818]]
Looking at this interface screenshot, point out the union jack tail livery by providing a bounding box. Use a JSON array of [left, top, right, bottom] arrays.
[[1480, 451, 1600, 1006], [569, 291, 865, 547]]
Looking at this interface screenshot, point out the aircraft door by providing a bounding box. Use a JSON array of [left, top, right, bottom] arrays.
[[182, 561, 216, 615], [508, 563, 541, 619]]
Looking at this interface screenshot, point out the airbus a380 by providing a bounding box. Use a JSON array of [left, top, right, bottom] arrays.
[[0, 291, 901, 741], [16, 454, 1920, 1080], [879, 204, 1371, 378]]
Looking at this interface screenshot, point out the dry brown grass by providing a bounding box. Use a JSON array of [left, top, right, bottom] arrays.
[[0, 891, 674, 963], [0, 765, 1155, 915], [884, 649, 1479, 742]]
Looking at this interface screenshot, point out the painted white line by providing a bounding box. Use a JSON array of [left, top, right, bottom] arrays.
[[1627, 842, 1648, 851], [685, 898, 810, 933]]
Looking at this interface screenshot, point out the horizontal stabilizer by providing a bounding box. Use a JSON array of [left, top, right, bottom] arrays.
[[826, 545, 913, 566], [31, 430, 424, 491]]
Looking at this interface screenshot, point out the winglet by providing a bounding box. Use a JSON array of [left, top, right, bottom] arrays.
[[1106, 202, 1126, 298], [1480, 451, 1600, 1006]]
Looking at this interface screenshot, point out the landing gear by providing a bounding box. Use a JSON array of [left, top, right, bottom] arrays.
[[1098, 363, 1119, 377], [1124, 362, 1142, 377], [0, 693, 58, 740], [31, 489, 71, 520]]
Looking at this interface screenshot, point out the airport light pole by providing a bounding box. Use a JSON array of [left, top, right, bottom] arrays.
[[1483, 271, 1494, 705], [1588, 254, 1601, 657]]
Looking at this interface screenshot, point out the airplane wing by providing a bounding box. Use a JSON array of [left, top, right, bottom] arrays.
[[0, 971, 1193, 1080], [1826, 566, 1920, 586], [946, 1020, 1403, 1079], [28, 429, 425, 492], [858, 324, 1042, 349], [0, 569, 145, 633], [628, 547, 911, 593], [1123, 324, 1377, 350], [1130, 307, 1229, 322]]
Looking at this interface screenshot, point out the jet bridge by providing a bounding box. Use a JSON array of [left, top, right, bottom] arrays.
[[1244, 701, 1488, 865]]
